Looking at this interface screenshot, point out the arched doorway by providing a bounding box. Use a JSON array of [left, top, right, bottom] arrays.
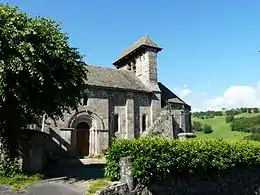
[[76, 122, 90, 156]]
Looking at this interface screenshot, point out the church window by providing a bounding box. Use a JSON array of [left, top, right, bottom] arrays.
[[133, 64, 136, 73], [83, 95, 88, 105], [114, 114, 119, 132], [142, 114, 147, 131]]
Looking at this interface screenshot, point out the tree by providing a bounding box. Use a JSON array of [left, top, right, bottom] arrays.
[[225, 114, 234, 123], [192, 121, 203, 132], [0, 5, 87, 159], [253, 108, 259, 113]]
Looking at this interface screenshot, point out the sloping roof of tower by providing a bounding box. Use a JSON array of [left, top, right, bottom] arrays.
[[85, 65, 151, 92], [113, 35, 162, 65], [158, 82, 190, 106]]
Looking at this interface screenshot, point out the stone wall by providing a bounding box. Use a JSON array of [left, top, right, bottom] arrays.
[[98, 157, 260, 195], [138, 166, 260, 195], [44, 87, 156, 156], [20, 129, 67, 173]]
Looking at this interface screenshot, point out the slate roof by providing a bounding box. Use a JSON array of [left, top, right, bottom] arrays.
[[85, 65, 151, 92], [113, 35, 162, 65], [158, 82, 189, 106]]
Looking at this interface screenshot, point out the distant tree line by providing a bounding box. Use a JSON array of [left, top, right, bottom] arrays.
[[225, 108, 259, 124], [192, 111, 223, 119], [192, 107, 259, 120]]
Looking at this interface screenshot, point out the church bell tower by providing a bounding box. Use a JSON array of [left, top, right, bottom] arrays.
[[113, 35, 162, 92]]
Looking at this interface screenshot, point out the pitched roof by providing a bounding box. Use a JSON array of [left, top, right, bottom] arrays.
[[158, 82, 189, 106], [85, 65, 151, 92], [113, 35, 162, 65]]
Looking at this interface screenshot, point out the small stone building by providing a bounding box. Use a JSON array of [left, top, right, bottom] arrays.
[[43, 36, 191, 157]]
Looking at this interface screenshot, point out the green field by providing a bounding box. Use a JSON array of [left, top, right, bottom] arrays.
[[193, 112, 260, 140]]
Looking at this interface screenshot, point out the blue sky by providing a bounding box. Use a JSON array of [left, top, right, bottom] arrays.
[[2, 0, 260, 111]]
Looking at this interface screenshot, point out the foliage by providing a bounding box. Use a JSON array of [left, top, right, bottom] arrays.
[[0, 174, 42, 191], [86, 179, 111, 195], [192, 107, 259, 120], [253, 108, 259, 113], [105, 137, 260, 185], [231, 116, 260, 133], [0, 4, 87, 158], [193, 113, 260, 140], [203, 124, 213, 134], [192, 110, 223, 119], [225, 114, 234, 123], [192, 121, 203, 132], [244, 132, 260, 141], [0, 159, 21, 177]]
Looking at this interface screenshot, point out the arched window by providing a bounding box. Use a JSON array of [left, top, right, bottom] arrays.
[[114, 114, 119, 132], [142, 114, 147, 131]]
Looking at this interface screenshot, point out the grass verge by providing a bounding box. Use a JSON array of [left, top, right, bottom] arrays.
[[86, 179, 111, 195], [0, 174, 42, 191]]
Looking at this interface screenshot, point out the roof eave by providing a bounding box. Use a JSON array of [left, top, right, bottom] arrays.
[[85, 84, 152, 94]]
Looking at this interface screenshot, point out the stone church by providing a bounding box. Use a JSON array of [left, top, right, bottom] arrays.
[[43, 36, 191, 157]]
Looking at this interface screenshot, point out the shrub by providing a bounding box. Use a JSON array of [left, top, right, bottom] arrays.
[[231, 116, 260, 132], [203, 124, 213, 134], [192, 121, 203, 132], [225, 115, 234, 123], [105, 137, 260, 185], [0, 159, 21, 177]]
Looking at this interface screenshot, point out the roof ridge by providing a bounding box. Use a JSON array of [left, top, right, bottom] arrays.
[[113, 35, 162, 65]]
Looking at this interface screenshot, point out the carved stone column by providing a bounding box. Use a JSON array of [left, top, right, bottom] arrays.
[[120, 157, 134, 191], [89, 129, 93, 155], [94, 130, 98, 155], [125, 99, 135, 139]]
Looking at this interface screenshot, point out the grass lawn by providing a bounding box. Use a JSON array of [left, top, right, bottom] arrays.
[[86, 179, 111, 195], [192, 113, 259, 140], [0, 174, 42, 191]]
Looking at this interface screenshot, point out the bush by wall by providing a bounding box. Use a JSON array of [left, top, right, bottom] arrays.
[[105, 137, 260, 185], [0, 159, 21, 177]]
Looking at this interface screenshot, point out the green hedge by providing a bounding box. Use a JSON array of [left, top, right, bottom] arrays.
[[105, 137, 260, 185]]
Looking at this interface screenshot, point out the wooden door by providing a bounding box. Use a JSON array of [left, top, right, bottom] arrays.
[[76, 123, 90, 156]]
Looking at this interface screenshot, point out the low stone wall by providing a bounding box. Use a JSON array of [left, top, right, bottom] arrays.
[[99, 157, 260, 195], [20, 129, 68, 173], [96, 182, 129, 195]]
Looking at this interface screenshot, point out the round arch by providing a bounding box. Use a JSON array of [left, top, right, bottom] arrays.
[[68, 110, 105, 156]]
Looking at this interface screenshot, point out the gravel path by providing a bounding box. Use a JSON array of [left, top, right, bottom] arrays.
[[0, 158, 106, 195]]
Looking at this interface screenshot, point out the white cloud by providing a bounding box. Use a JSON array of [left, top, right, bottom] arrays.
[[173, 87, 192, 100], [202, 82, 260, 111], [179, 88, 192, 98], [172, 82, 260, 112]]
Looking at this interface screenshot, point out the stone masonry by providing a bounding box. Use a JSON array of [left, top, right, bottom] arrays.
[[43, 35, 191, 157]]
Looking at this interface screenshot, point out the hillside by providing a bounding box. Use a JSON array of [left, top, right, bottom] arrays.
[[192, 112, 260, 140]]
